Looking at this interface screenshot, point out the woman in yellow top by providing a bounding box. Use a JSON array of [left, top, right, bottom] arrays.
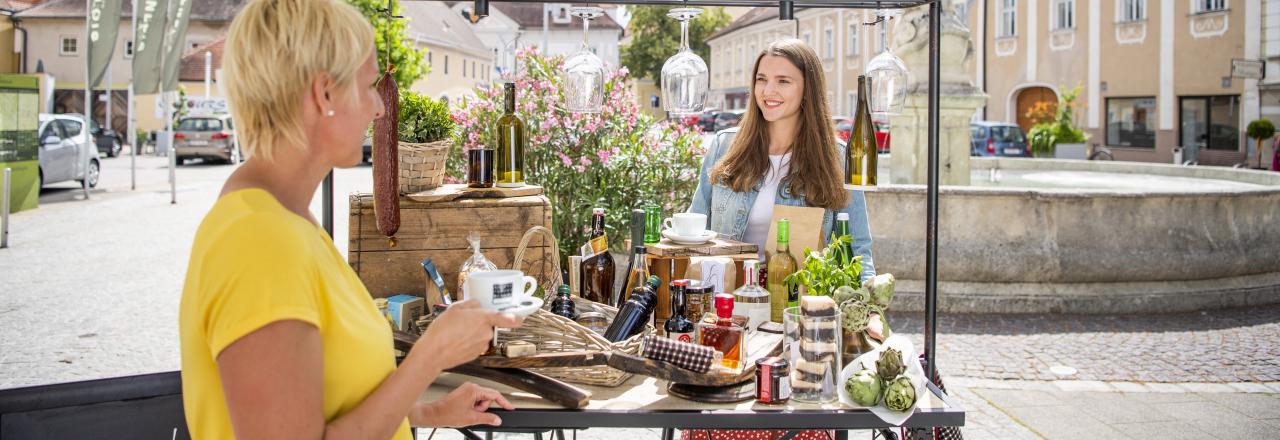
[[178, 1, 520, 438]]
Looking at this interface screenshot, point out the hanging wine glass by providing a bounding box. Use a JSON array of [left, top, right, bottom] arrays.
[[563, 6, 605, 113], [865, 9, 907, 115], [662, 7, 708, 115]]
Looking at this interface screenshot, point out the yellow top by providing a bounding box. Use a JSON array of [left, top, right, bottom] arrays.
[[179, 188, 411, 440]]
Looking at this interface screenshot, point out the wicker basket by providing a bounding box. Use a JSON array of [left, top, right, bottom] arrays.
[[512, 226, 562, 299], [418, 297, 652, 387], [398, 140, 449, 194]]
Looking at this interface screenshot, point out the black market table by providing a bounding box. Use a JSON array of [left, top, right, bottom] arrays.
[[420, 373, 964, 439]]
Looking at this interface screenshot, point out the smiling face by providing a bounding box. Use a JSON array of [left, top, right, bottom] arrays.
[[754, 55, 806, 124]]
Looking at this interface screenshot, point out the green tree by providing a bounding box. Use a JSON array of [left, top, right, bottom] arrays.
[[346, 0, 429, 89], [621, 6, 731, 84]]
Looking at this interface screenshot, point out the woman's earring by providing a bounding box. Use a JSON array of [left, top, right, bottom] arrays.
[[326, 110, 336, 117]]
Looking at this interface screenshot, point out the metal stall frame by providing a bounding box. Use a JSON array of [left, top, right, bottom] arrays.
[[327, 0, 945, 383]]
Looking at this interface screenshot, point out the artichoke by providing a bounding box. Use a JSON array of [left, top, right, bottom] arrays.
[[845, 368, 883, 406], [876, 347, 906, 381], [864, 273, 897, 309], [840, 300, 871, 332], [883, 376, 917, 412], [833, 285, 870, 305]]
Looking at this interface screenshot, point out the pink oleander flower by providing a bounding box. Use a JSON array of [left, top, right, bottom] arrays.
[[596, 149, 612, 164], [579, 156, 592, 167], [557, 151, 572, 166], [574, 165, 586, 173]]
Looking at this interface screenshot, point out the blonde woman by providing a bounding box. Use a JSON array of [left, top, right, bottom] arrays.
[[178, 1, 520, 438]]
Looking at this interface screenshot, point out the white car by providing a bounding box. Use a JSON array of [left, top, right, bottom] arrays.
[[38, 114, 100, 188]]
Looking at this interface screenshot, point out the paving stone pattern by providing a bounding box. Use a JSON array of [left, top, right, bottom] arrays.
[[889, 305, 1280, 383]]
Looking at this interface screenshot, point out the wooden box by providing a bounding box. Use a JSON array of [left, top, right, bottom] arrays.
[[348, 193, 554, 299]]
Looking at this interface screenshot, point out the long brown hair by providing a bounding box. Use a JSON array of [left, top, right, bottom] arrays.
[[709, 38, 847, 211]]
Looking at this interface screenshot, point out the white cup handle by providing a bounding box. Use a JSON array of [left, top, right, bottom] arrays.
[[522, 276, 538, 298]]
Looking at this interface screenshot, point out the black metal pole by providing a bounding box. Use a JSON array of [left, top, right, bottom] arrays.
[[323, 170, 334, 237], [924, 0, 941, 384]]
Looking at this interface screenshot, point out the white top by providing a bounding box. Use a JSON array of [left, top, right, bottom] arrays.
[[743, 153, 791, 258]]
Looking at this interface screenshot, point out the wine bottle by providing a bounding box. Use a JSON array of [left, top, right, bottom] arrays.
[[581, 208, 616, 306], [496, 82, 525, 187], [834, 212, 856, 267], [847, 75, 877, 187], [767, 219, 799, 322]]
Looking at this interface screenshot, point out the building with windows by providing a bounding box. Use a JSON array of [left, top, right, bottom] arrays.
[[706, 7, 898, 118], [977, 0, 1273, 166], [707, 0, 1276, 167], [402, 1, 492, 103]]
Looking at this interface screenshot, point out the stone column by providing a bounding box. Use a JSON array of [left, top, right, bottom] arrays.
[[887, 1, 987, 186]]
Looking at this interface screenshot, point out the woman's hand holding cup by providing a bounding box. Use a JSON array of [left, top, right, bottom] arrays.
[[411, 299, 523, 372]]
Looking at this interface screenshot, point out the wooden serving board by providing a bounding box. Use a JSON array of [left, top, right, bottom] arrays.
[[405, 184, 544, 203], [647, 236, 759, 258]]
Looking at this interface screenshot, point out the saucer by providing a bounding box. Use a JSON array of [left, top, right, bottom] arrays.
[[662, 228, 717, 245], [495, 297, 544, 317]]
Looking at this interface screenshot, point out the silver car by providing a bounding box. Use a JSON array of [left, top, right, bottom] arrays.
[[37, 114, 100, 188], [174, 115, 240, 164]]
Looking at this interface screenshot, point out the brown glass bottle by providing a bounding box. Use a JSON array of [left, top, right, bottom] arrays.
[[580, 208, 616, 306]]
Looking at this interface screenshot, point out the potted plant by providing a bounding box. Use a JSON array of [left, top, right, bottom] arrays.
[[1026, 86, 1089, 159], [397, 91, 454, 193], [1246, 119, 1276, 169]]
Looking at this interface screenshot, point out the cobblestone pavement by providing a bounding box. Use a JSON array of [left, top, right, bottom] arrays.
[[889, 305, 1280, 383]]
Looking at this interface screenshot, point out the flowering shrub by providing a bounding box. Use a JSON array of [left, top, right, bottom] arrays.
[[450, 48, 705, 257]]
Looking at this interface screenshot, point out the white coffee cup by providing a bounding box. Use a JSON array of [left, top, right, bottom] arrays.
[[462, 270, 540, 315], [663, 212, 708, 237]]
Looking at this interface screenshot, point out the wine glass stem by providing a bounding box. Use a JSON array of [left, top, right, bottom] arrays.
[[680, 18, 689, 50], [582, 15, 590, 48]]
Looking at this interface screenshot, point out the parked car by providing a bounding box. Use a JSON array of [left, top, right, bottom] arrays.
[[833, 116, 891, 153], [37, 113, 100, 188], [832, 116, 852, 142], [714, 111, 743, 131], [697, 109, 721, 132], [970, 121, 1030, 157], [175, 114, 240, 164], [362, 134, 372, 164]]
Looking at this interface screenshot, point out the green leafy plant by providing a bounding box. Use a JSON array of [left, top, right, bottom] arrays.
[[784, 235, 864, 297], [398, 91, 453, 143], [449, 48, 705, 257], [1246, 119, 1276, 168], [345, 0, 430, 89], [1026, 86, 1088, 156]]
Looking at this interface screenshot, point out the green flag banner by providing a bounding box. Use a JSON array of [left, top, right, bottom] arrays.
[[87, 0, 123, 89], [132, 0, 168, 94], [160, 0, 193, 92]]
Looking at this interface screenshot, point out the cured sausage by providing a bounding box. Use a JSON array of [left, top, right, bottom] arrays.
[[373, 70, 400, 245]]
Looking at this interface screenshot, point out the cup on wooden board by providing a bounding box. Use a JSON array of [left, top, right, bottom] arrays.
[[462, 269, 543, 317], [663, 212, 708, 237]]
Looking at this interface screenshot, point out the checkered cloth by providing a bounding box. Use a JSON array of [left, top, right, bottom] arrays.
[[642, 335, 717, 373]]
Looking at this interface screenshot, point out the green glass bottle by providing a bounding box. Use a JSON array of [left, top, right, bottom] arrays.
[[767, 219, 799, 321], [496, 82, 525, 187], [846, 75, 877, 187]]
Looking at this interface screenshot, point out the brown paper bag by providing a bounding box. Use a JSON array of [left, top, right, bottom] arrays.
[[685, 256, 738, 294], [765, 205, 826, 261]]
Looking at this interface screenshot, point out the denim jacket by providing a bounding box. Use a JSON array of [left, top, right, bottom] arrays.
[[687, 128, 876, 281]]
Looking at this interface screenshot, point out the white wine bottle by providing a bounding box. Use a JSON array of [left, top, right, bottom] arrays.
[[847, 75, 877, 187]]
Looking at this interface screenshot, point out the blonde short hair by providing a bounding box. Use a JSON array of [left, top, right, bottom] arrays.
[[223, 0, 375, 162]]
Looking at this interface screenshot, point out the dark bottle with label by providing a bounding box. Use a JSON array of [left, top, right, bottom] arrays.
[[550, 284, 579, 320], [665, 280, 697, 343], [581, 208, 616, 305], [603, 275, 661, 342]]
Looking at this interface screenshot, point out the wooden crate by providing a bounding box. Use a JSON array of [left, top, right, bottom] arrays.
[[348, 193, 553, 299]]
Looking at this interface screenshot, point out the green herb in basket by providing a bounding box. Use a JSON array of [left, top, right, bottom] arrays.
[[398, 91, 454, 143], [783, 235, 863, 297]]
